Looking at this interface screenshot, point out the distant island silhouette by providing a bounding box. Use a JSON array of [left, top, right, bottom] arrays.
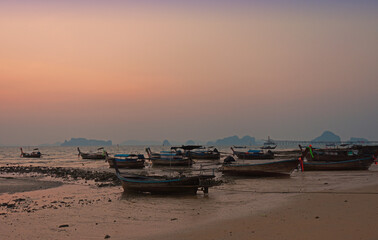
[[61, 138, 112, 147], [52, 131, 371, 148], [311, 131, 341, 142], [207, 135, 256, 146]]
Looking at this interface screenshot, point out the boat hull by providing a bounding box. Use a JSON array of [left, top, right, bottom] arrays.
[[118, 175, 214, 195], [107, 158, 145, 169], [235, 153, 274, 160], [188, 152, 220, 160], [121, 179, 198, 194], [232, 150, 274, 160], [303, 157, 375, 171], [150, 158, 192, 166], [80, 153, 106, 160], [222, 159, 299, 176]]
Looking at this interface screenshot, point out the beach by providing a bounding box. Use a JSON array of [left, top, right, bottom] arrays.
[[150, 184, 378, 240], [0, 163, 377, 240]]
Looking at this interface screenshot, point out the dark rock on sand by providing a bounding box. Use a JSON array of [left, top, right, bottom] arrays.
[[0, 166, 120, 185]]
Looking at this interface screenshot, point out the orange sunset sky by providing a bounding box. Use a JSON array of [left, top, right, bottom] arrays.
[[0, 1, 377, 145]]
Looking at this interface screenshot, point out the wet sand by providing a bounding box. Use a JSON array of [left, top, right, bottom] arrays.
[[0, 165, 377, 239], [0, 177, 62, 194], [150, 184, 378, 240]]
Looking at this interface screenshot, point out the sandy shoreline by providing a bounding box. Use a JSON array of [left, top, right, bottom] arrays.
[[0, 166, 377, 239], [149, 184, 378, 240]]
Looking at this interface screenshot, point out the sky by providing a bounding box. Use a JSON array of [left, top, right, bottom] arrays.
[[0, 0, 377, 145]]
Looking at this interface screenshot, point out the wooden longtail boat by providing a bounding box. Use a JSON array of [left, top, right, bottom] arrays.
[[78, 147, 107, 160], [302, 157, 376, 171], [299, 145, 377, 171], [299, 145, 364, 162], [221, 156, 299, 176], [106, 154, 145, 169], [20, 148, 42, 158], [145, 147, 192, 166], [171, 145, 220, 160], [231, 147, 274, 160], [112, 159, 215, 195]]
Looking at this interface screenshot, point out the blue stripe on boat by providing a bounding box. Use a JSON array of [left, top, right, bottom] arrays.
[[247, 150, 262, 153]]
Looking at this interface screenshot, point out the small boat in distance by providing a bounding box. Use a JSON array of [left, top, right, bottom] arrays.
[[106, 153, 145, 169], [111, 159, 216, 195], [221, 156, 299, 176], [231, 147, 274, 160], [20, 148, 42, 158], [145, 147, 192, 166], [261, 136, 277, 150], [77, 147, 107, 160]]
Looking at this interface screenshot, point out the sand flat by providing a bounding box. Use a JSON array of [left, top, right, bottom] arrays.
[[150, 184, 378, 240], [0, 166, 377, 239]]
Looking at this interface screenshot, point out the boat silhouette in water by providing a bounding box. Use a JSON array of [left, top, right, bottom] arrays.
[[77, 147, 107, 160], [261, 136, 277, 150], [20, 148, 42, 158]]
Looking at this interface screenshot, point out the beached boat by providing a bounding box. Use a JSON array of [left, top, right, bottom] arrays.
[[78, 147, 107, 160], [221, 156, 299, 176], [231, 147, 274, 160], [145, 147, 192, 166], [299, 145, 363, 162], [20, 148, 42, 158], [172, 145, 220, 160], [299, 145, 378, 161], [299, 145, 377, 171], [302, 157, 376, 171], [106, 154, 145, 169], [112, 159, 215, 194]]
